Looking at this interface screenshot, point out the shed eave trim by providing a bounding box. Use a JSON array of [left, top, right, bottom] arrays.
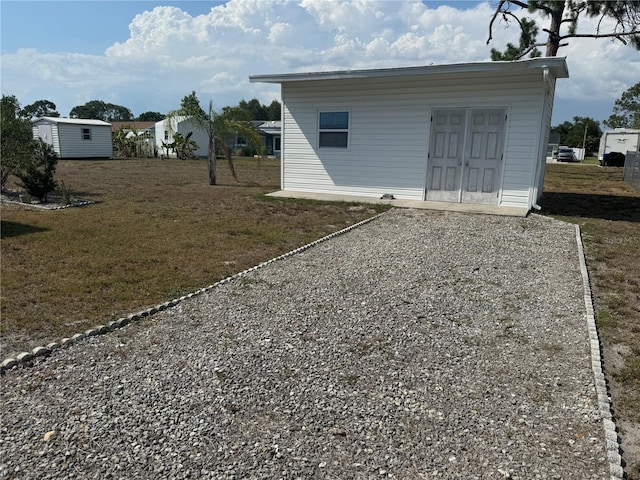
[[249, 57, 568, 84]]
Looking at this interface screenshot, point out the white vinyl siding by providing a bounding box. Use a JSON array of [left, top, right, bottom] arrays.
[[281, 70, 550, 209], [56, 124, 112, 158]]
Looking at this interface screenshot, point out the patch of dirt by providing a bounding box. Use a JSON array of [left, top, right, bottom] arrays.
[[618, 420, 640, 480]]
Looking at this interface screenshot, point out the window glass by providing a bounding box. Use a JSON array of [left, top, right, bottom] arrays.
[[82, 128, 91, 140], [319, 132, 348, 148], [319, 111, 349, 130], [319, 111, 349, 148]]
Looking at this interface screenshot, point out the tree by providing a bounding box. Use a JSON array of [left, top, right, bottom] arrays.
[[203, 103, 264, 184], [1, 94, 58, 199], [603, 82, 640, 129], [69, 100, 133, 121], [491, 18, 542, 60], [167, 92, 263, 184], [238, 98, 267, 120], [551, 116, 602, 152], [137, 111, 165, 122], [488, 1, 640, 59], [179, 91, 207, 118], [22, 99, 60, 119], [212, 106, 264, 166], [169, 132, 199, 160], [266, 100, 282, 121], [1, 95, 34, 189], [12, 140, 58, 201], [231, 98, 281, 120]]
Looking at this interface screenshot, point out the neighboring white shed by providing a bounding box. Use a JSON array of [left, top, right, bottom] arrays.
[[32, 117, 113, 159], [250, 57, 568, 213], [155, 116, 209, 158]]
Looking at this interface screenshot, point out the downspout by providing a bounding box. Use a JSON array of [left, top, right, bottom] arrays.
[[532, 66, 551, 211], [543, 67, 551, 94]]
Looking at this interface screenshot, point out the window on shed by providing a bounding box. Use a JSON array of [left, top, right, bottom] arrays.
[[81, 128, 92, 141], [164, 130, 169, 141], [319, 111, 349, 148]]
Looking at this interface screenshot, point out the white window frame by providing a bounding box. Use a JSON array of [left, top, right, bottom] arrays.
[[81, 128, 92, 141], [318, 111, 350, 149]]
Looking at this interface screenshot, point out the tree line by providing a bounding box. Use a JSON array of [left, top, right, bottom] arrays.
[[549, 82, 639, 154], [0, 90, 281, 197], [11, 97, 281, 123], [1, 78, 636, 198]]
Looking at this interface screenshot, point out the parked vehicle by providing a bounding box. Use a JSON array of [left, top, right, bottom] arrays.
[[557, 147, 577, 162]]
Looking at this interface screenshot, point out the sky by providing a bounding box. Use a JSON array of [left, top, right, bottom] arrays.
[[1, 0, 638, 127]]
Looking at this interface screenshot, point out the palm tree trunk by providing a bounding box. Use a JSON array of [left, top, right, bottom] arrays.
[[208, 135, 216, 185]]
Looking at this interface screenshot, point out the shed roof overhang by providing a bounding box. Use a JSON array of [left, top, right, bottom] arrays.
[[32, 117, 112, 127], [250, 57, 568, 84]]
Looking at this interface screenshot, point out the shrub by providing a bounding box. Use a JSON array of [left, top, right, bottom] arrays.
[[1, 164, 10, 190], [13, 140, 58, 201]]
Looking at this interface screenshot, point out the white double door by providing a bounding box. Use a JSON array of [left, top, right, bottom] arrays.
[[426, 108, 506, 204]]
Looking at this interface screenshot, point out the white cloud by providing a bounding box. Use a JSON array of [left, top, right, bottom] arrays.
[[1, 0, 638, 123]]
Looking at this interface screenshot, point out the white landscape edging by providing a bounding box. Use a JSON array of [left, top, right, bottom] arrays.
[[0, 211, 388, 374], [574, 224, 624, 480]]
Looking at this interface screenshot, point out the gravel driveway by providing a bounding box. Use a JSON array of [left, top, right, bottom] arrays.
[[1, 209, 610, 479]]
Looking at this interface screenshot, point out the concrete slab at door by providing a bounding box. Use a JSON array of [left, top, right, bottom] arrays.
[[426, 109, 466, 202]]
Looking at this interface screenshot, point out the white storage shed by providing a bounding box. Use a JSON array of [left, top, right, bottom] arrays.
[[32, 117, 113, 159], [250, 57, 568, 214]]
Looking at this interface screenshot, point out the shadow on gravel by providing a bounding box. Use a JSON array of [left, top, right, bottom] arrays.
[[540, 192, 640, 222]]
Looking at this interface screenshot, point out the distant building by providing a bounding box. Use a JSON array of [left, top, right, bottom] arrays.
[[32, 117, 113, 159], [155, 117, 209, 158], [255, 121, 281, 157]]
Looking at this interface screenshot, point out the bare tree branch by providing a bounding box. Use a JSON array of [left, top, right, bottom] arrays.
[[513, 42, 547, 59], [487, 0, 528, 45], [487, 0, 508, 45], [542, 27, 640, 42], [506, 0, 530, 9]]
